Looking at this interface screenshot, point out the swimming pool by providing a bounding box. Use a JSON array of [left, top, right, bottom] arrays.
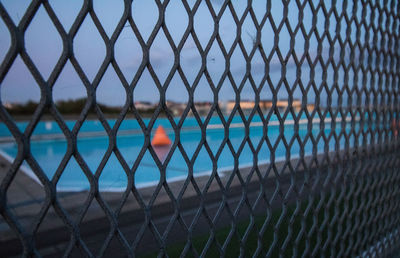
[[0, 114, 368, 191]]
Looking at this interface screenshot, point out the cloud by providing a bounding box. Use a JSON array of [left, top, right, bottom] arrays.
[[182, 40, 197, 50], [150, 49, 173, 67], [229, 45, 361, 78]]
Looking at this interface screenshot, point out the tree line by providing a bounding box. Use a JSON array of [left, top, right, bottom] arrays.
[[4, 98, 123, 116]]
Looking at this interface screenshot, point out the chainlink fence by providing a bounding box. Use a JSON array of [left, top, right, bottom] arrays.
[[0, 0, 400, 257]]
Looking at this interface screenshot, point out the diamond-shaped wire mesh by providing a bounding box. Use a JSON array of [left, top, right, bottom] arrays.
[[0, 0, 399, 257]]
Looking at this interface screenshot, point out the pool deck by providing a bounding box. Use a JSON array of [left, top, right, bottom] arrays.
[[0, 148, 362, 257]]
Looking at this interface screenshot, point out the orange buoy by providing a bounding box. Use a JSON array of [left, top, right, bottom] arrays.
[[393, 119, 398, 137], [152, 125, 171, 146]]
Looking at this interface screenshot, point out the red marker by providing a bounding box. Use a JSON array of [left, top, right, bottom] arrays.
[[151, 125, 171, 146]]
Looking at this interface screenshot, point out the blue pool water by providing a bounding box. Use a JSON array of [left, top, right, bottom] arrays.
[[0, 114, 368, 191]]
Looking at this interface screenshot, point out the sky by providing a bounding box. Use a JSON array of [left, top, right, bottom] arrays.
[[0, 0, 386, 107]]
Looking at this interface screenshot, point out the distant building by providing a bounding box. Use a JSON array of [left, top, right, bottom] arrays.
[[224, 100, 256, 111], [275, 99, 302, 112], [166, 101, 187, 116], [223, 99, 303, 113], [194, 101, 212, 116], [306, 104, 315, 112], [134, 101, 156, 111], [3, 102, 14, 109]]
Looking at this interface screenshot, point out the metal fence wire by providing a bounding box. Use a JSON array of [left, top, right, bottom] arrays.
[[0, 0, 400, 257]]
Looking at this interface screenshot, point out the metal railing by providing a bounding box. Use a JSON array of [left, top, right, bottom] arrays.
[[0, 0, 399, 257]]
